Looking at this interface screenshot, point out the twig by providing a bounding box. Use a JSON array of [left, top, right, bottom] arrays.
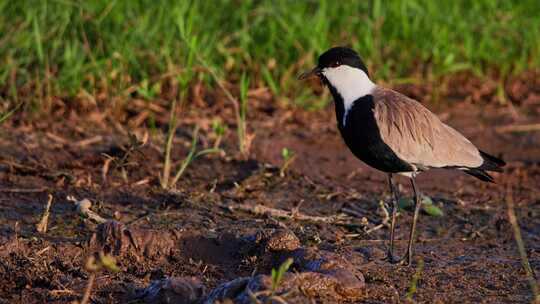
[[505, 183, 540, 303], [36, 194, 53, 233], [101, 156, 113, 182], [342, 200, 391, 234], [496, 123, 540, 133], [341, 207, 364, 218], [74, 135, 103, 147], [365, 200, 391, 234], [364, 223, 387, 234], [36, 246, 50, 255], [224, 202, 350, 225], [80, 273, 95, 304], [0, 187, 48, 193], [267, 295, 290, 304], [68, 196, 108, 224], [49, 289, 79, 297], [45, 132, 69, 145]]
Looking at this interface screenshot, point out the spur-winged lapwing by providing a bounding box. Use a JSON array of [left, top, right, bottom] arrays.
[[299, 46, 505, 265]]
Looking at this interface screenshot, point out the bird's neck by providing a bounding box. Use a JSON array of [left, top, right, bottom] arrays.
[[325, 84, 346, 126], [322, 65, 376, 127]]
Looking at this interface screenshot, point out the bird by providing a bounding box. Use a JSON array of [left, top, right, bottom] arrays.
[[299, 46, 505, 265]]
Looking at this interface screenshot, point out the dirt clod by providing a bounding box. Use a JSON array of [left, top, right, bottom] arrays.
[[259, 229, 301, 252], [137, 276, 205, 304], [203, 277, 251, 304], [88, 221, 180, 259], [205, 270, 364, 303], [205, 229, 365, 303]]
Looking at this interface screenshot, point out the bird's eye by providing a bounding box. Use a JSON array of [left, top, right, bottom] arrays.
[[330, 61, 341, 68]]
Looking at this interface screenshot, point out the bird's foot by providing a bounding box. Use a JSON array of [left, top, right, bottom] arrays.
[[385, 251, 402, 264], [399, 253, 413, 266], [385, 251, 411, 266]]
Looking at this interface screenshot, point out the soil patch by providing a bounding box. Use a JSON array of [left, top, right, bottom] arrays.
[[1, 96, 539, 303]]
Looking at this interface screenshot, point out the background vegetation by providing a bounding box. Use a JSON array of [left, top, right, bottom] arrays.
[[0, 0, 539, 111]]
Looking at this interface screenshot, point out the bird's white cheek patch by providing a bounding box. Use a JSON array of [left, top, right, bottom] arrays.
[[322, 65, 376, 126]]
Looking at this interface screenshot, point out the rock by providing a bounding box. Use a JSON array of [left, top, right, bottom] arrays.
[[137, 276, 205, 304]]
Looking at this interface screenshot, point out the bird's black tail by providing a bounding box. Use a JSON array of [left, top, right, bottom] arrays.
[[464, 150, 506, 183]]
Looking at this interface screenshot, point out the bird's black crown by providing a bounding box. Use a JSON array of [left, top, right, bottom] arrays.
[[318, 47, 369, 76]]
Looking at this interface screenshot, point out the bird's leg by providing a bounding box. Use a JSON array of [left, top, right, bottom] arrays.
[[402, 177, 422, 266], [387, 173, 400, 263]]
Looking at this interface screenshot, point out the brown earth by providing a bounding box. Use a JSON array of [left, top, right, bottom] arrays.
[[1, 82, 540, 303]]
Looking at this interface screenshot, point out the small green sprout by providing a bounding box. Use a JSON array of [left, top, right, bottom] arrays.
[[405, 258, 424, 301], [212, 119, 227, 149], [160, 125, 222, 189], [0, 103, 21, 125], [279, 148, 296, 177], [85, 253, 120, 275], [81, 252, 119, 304], [238, 72, 251, 157], [271, 258, 294, 293], [136, 79, 161, 99]]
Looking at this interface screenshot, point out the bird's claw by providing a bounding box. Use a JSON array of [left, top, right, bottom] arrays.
[[384, 251, 411, 266]]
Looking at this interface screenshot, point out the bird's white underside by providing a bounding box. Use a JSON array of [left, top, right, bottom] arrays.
[[322, 65, 376, 126]]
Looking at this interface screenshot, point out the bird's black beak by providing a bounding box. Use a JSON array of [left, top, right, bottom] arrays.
[[298, 66, 322, 80]]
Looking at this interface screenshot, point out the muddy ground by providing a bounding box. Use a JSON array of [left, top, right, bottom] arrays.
[[1, 85, 539, 303]]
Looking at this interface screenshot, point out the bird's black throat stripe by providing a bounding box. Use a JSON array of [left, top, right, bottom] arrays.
[[330, 90, 414, 173]]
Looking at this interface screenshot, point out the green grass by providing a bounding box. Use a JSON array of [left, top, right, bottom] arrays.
[[1, 0, 539, 108]]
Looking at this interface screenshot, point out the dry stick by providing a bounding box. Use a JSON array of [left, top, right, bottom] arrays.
[[36, 194, 53, 233], [48, 289, 79, 297], [101, 156, 113, 183], [496, 123, 540, 133], [341, 207, 364, 218], [69, 197, 108, 224], [0, 187, 48, 193], [80, 273, 95, 304], [506, 182, 540, 303], [365, 200, 391, 234], [225, 203, 354, 226], [74, 135, 103, 147]]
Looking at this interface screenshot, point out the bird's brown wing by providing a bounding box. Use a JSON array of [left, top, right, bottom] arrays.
[[371, 87, 482, 170]]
